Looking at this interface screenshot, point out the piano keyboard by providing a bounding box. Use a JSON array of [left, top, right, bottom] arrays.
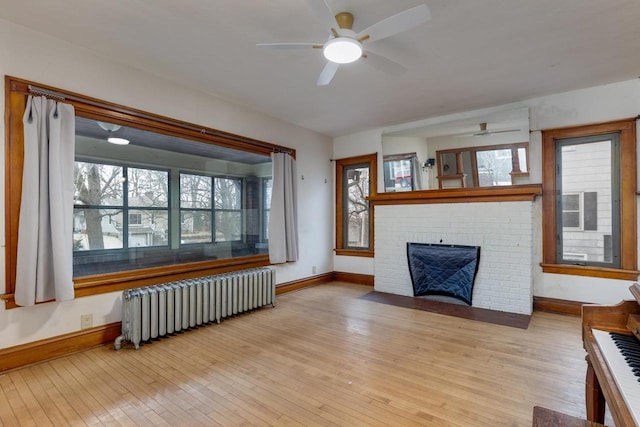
[[592, 329, 640, 426]]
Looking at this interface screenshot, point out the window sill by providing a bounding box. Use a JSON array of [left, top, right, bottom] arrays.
[[540, 263, 640, 280], [335, 249, 374, 258], [2, 254, 270, 309]]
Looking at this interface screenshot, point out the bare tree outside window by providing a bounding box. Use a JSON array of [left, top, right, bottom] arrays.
[[476, 149, 513, 186], [74, 162, 169, 250], [345, 166, 370, 248], [180, 174, 213, 243], [214, 177, 242, 241], [74, 162, 123, 250], [178, 174, 243, 243], [335, 154, 375, 255]]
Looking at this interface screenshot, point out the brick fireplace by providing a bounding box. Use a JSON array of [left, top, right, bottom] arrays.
[[370, 186, 541, 315]]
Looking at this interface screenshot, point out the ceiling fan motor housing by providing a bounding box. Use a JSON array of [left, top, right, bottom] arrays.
[[335, 12, 354, 30]]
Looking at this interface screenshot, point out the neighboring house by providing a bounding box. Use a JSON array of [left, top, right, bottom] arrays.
[[559, 142, 613, 263], [73, 194, 169, 250]]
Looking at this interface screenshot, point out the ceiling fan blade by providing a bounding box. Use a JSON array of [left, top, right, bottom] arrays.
[[306, 0, 338, 28], [317, 61, 339, 86], [485, 129, 520, 134], [357, 4, 431, 44], [256, 43, 321, 50], [455, 129, 520, 137], [362, 51, 406, 75]]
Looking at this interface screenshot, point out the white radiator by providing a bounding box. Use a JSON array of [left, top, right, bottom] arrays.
[[114, 267, 275, 350]]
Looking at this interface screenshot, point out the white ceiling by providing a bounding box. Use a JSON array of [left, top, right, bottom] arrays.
[[1, 0, 639, 137]]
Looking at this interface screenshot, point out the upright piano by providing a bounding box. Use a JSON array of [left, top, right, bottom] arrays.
[[582, 284, 640, 426]]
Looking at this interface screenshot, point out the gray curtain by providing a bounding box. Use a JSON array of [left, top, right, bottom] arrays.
[[15, 96, 75, 306], [413, 156, 423, 190], [268, 152, 298, 263]]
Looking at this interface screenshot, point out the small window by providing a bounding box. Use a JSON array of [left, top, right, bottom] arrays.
[[383, 153, 416, 192], [129, 212, 143, 226], [335, 153, 377, 256], [561, 193, 583, 230]]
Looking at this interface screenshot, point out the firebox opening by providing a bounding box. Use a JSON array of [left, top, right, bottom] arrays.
[[407, 243, 481, 306]]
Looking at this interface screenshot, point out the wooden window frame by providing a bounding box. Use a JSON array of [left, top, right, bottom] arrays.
[[335, 153, 377, 257], [436, 142, 529, 189], [541, 119, 638, 280], [383, 152, 417, 192], [3, 76, 294, 308]]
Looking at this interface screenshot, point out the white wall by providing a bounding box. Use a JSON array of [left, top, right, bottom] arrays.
[[334, 79, 640, 306], [0, 20, 333, 348]]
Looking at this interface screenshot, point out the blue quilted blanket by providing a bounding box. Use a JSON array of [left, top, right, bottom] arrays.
[[407, 243, 481, 306]]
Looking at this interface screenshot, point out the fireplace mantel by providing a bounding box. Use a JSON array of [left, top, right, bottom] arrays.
[[368, 184, 542, 206]]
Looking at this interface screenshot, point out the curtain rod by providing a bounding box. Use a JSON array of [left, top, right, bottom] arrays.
[[27, 84, 293, 154]]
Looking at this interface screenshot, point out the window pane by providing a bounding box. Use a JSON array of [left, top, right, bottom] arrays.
[[518, 147, 528, 172], [74, 162, 123, 206], [263, 178, 272, 241], [215, 211, 242, 242], [383, 158, 413, 192], [180, 174, 211, 208], [264, 178, 272, 208], [128, 210, 169, 247], [562, 211, 580, 228], [73, 209, 123, 250], [128, 168, 168, 207], [215, 177, 242, 209], [440, 153, 458, 175], [264, 210, 270, 240], [345, 165, 370, 248], [476, 149, 512, 186], [180, 211, 212, 244], [562, 194, 580, 210], [559, 139, 614, 264]]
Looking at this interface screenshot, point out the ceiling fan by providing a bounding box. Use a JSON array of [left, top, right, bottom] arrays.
[[257, 1, 431, 86], [456, 123, 521, 137]]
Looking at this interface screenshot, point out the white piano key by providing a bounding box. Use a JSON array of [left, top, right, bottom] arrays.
[[593, 329, 640, 426]]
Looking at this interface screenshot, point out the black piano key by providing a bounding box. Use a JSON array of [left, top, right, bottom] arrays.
[[610, 332, 640, 382]]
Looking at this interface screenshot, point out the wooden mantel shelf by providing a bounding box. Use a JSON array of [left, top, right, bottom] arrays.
[[368, 184, 542, 206]]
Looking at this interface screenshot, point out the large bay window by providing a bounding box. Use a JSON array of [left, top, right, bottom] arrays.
[[3, 76, 292, 306]]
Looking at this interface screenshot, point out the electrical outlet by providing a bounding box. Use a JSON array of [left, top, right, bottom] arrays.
[[80, 314, 93, 330], [312, 265, 317, 274]]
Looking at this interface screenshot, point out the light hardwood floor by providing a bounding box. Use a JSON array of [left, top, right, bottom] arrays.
[[0, 283, 591, 426]]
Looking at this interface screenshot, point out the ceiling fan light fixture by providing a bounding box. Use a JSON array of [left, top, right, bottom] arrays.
[[323, 37, 362, 64], [107, 137, 130, 145]]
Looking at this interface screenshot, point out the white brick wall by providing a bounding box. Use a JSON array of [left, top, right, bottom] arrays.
[[374, 202, 534, 314]]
